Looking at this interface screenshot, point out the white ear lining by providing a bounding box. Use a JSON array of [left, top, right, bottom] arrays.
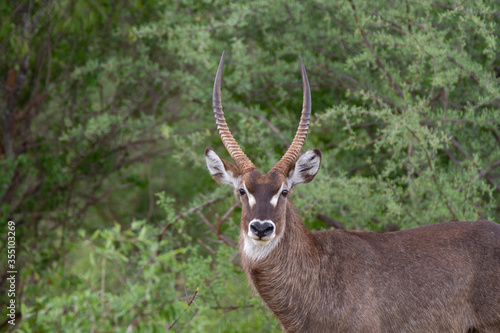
[[287, 150, 321, 188], [205, 150, 241, 188]]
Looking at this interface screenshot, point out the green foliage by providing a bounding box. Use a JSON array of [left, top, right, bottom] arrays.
[[16, 194, 278, 332], [24, 220, 187, 332], [0, 0, 499, 331]]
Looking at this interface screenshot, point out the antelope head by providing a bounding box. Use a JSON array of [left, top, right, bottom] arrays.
[[205, 52, 321, 260]]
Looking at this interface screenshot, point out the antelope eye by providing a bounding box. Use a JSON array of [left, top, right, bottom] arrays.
[[239, 188, 246, 196], [281, 189, 289, 197]]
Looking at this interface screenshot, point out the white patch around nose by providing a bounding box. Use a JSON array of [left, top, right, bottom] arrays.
[[242, 182, 256, 207], [243, 220, 282, 262], [247, 219, 276, 242], [270, 182, 285, 207]]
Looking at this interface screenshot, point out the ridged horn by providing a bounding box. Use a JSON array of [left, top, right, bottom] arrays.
[[212, 51, 256, 174], [271, 57, 311, 174]]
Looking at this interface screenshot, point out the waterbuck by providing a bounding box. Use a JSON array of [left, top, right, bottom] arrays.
[[204, 52, 500, 333]]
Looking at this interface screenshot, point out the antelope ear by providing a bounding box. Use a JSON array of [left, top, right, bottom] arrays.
[[205, 148, 241, 188], [287, 149, 321, 189]]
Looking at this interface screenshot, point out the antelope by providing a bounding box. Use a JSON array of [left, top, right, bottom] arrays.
[[204, 52, 500, 333]]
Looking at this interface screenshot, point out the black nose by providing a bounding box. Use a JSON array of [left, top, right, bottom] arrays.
[[250, 221, 275, 239]]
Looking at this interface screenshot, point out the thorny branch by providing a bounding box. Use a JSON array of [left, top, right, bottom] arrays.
[[197, 238, 217, 255], [196, 209, 237, 248], [157, 197, 222, 246], [420, 122, 500, 191], [231, 106, 290, 146], [211, 304, 255, 312], [404, 125, 458, 220], [317, 214, 346, 229], [348, 0, 404, 99], [167, 287, 199, 331], [332, 117, 500, 193]]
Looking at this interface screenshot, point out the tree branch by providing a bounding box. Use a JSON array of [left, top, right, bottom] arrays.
[[404, 125, 458, 220], [317, 214, 346, 229], [348, 0, 404, 99], [196, 210, 236, 248], [231, 106, 290, 146], [157, 197, 222, 245], [167, 287, 199, 330]]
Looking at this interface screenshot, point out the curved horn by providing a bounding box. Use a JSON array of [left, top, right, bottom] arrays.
[[212, 51, 256, 174], [271, 57, 311, 174]]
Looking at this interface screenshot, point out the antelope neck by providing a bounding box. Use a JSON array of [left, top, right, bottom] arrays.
[[241, 203, 318, 268]]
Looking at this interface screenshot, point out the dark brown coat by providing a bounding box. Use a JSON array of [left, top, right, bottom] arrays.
[[240, 203, 500, 333]]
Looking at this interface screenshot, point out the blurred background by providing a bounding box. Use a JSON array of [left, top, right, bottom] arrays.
[[1, 0, 499, 331]]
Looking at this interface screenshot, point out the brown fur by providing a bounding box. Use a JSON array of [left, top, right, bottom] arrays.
[[206, 151, 500, 332], [241, 201, 500, 332]]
